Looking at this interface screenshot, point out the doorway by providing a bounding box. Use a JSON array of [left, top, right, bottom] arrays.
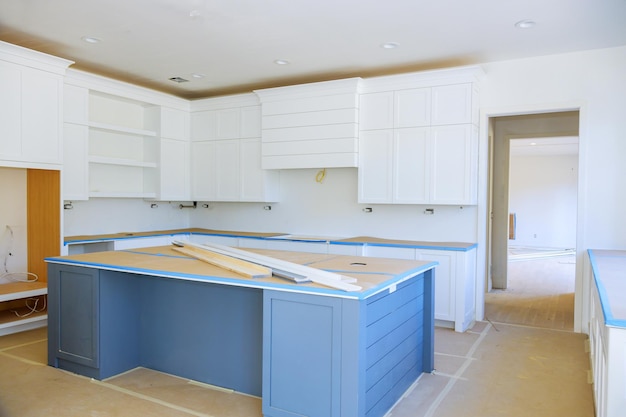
[[486, 111, 579, 329]]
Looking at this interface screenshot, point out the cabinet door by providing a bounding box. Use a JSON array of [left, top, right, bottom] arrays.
[[359, 92, 394, 130], [62, 123, 89, 201], [191, 110, 217, 141], [191, 141, 217, 200], [415, 250, 455, 322], [431, 84, 473, 125], [160, 107, 189, 140], [393, 128, 430, 204], [158, 138, 190, 201], [48, 265, 99, 369], [430, 125, 475, 204], [263, 290, 343, 417], [240, 138, 277, 202], [0, 61, 21, 159], [21, 68, 62, 164], [214, 140, 240, 201], [358, 130, 394, 203], [240, 106, 261, 138], [216, 108, 240, 139], [395, 88, 431, 128]]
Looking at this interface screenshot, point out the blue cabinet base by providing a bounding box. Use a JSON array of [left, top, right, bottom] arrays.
[[48, 262, 434, 417]]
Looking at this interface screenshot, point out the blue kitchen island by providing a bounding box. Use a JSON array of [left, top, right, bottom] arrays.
[[46, 245, 436, 417]]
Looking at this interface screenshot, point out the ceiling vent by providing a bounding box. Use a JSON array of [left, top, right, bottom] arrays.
[[169, 76, 189, 83]]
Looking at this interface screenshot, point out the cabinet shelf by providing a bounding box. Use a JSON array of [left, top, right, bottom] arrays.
[[0, 281, 48, 336], [89, 156, 157, 168], [0, 281, 47, 302], [88, 121, 157, 137]]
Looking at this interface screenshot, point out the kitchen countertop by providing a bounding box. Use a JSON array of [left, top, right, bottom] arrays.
[[47, 245, 437, 300], [64, 228, 477, 251], [588, 249, 626, 328]]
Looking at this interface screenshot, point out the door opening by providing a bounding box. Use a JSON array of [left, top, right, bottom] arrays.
[[485, 111, 579, 330]]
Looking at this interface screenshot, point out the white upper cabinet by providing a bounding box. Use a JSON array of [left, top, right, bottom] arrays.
[[62, 70, 191, 201], [145, 106, 191, 201], [358, 128, 430, 204], [431, 83, 474, 125], [255, 78, 361, 169], [358, 66, 482, 205], [430, 125, 477, 204], [190, 94, 280, 202], [0, 42, 71, 169], [62, 84, 89, 200]]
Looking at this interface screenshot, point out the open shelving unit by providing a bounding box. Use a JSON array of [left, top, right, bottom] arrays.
[[86, 91, 159, 199], [0, 281, 48, 336]]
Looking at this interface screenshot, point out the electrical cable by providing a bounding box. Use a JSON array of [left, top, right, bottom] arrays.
[[0, 225, 38, 282], [0, 271, 39, 282], [12, 296, 46, 318], [315, 168, 326, 183]]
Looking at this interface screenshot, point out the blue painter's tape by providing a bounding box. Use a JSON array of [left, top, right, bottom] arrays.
[[588, 250, 626, 329]]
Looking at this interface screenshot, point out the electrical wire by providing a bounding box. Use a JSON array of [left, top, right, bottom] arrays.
[[0, 225, 38, 282], [315, 168, 326, 183], [12, 296, 46, 318], [0, 271, 39, 282]]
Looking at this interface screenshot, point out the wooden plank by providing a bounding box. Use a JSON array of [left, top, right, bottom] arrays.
[[172, 246, 272, 279], [173, 240, 362, 292]]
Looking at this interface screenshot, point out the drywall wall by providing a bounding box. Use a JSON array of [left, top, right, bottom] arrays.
[[0, 167, 27, 282], [509, 154, 578, 248], [62, 199, 190, 237], [479, 45, 626, 250], [190, 168, 477, 242]]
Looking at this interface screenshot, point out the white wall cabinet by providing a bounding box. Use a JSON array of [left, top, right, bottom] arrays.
[[358, 72, 481, 205], [191, 95, 279, 202], [358, 128, 430, 204], [62, 73, 191, 201], [0, 42, 71, 169], [146, 107, 191, 201], [254, 78, 361, 169]]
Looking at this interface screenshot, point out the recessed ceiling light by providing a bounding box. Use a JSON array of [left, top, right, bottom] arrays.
[[381, 42, 399, 49], [530, 142, 537, 146], [81, 36, 101, 44], [274, 59, 290, 65], [515, 19, 536, 29], [191, 73, 205, 79]]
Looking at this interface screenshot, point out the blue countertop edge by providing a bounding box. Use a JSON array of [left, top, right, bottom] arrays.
[[45, 251, 438, 301], [64, 231, 477, 252], [588, 249, 626, 328]]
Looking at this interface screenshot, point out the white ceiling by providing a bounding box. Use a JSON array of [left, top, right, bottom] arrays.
[[1, 0, 625, 99]]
